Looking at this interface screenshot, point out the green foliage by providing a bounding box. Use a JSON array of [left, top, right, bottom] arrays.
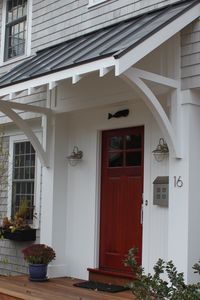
[[124, 248, 200, 300], [193, 260, 200, 275], [2, 198, 31, 232]]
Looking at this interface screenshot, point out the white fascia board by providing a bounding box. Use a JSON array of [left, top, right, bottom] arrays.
[[115, 4, 200, 75], [0, 57, 115, 97]]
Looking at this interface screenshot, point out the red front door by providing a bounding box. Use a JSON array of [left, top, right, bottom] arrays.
[[99, 126, 144, 274]]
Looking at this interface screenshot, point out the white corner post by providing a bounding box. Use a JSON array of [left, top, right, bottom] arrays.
[[166, 32, 191, 283], [168, 89, 200, 283], [40, 88, 68, 278]]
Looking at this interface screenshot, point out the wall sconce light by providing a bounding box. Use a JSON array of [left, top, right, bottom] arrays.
[[152, 138, 169, 162], [67, 146, 83, 166]]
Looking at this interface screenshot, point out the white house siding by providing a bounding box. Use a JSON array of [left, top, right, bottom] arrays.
[[183, 91, 200, 282], [31, 0, 182, 52], [63, 104, 169, 279], [47, 70, 170, 279], [181, 19, 200, 90], [0, 0, 198, 280]]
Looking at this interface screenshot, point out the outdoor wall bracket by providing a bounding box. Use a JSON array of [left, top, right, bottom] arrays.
[[0, 99, 52, 168], [120, 67, 182, 158]]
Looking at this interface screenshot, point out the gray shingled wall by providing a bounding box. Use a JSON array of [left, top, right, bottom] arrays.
[[181, 19, 200, 90], [31, 0, 182, 52], [0, 136, 27, 276], [0, 136, 40, 276]]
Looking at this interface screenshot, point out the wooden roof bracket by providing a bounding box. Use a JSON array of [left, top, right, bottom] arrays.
[[120, 67, 182, 159], [0, 99, 52, 167]]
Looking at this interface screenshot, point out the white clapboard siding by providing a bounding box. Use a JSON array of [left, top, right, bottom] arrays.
[[31, 0, 182, 52], [181, 19, 200, 89]]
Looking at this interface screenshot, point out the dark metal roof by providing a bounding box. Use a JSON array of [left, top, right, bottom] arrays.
[[0, 0, 198, 88]]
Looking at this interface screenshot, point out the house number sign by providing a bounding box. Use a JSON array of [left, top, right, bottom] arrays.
[[174, 176, 183, 188]]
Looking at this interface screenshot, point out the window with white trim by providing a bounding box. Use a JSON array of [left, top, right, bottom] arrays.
[[88, 0, 108, 7], [12, 141, 35, 222], [4, 0, 27, 61]]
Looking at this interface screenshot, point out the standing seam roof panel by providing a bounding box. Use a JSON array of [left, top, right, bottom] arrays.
[[0, 0, 198, 88]]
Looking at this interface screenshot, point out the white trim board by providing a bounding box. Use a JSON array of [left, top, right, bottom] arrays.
[[115, 3, 200, 75], [0, 58, 115, 97]]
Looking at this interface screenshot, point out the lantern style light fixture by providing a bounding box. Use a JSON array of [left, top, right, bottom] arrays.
[[67, 146, 83, 166], [152, 138, 169, 162]]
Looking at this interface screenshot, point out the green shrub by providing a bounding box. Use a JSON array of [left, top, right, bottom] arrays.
[[124, 248, 200, 300]]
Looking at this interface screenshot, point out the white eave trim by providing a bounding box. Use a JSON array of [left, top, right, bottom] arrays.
[[0, 57, 115, 97], [115, 3, 200, 75]]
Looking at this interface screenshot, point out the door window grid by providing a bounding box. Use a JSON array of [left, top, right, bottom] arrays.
[[12, 141, 35, 222], [5, 0, 27, 60], [108, 134, 142, 168]]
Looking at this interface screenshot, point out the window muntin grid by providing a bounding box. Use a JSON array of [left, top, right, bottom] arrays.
[[108, 134, 142, 168], [12, 141, 35, 222], [5, 0, 27, 60]]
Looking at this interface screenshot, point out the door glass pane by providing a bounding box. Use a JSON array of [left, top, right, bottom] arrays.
[[126, 152, 141, 166], [109, 152, 123, 167], [109, 136, 123, 150], [126, 135, 141, 149]]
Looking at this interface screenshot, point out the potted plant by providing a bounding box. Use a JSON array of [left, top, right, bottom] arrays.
[[22, 244, 56, 281], [0, 199, 36, 241]]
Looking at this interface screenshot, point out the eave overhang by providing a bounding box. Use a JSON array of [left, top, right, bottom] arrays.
[[0, 0, 198, 97], [0, 0, 198, 167]]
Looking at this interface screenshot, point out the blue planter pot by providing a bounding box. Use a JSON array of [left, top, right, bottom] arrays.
[[29, 264, 48, 281]]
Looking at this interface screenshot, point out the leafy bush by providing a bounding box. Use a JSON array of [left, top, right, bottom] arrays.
[[124, 248, 200, 300]]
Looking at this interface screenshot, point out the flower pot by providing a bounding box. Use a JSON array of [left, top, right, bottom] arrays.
[[29, 264, 48, 282]]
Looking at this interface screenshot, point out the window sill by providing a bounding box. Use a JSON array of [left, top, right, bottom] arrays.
[[87, 0, 108, 8], [0, 53, 31, 68]]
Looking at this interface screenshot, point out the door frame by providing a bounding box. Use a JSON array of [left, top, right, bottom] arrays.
[[93, 125, 148, 270]]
